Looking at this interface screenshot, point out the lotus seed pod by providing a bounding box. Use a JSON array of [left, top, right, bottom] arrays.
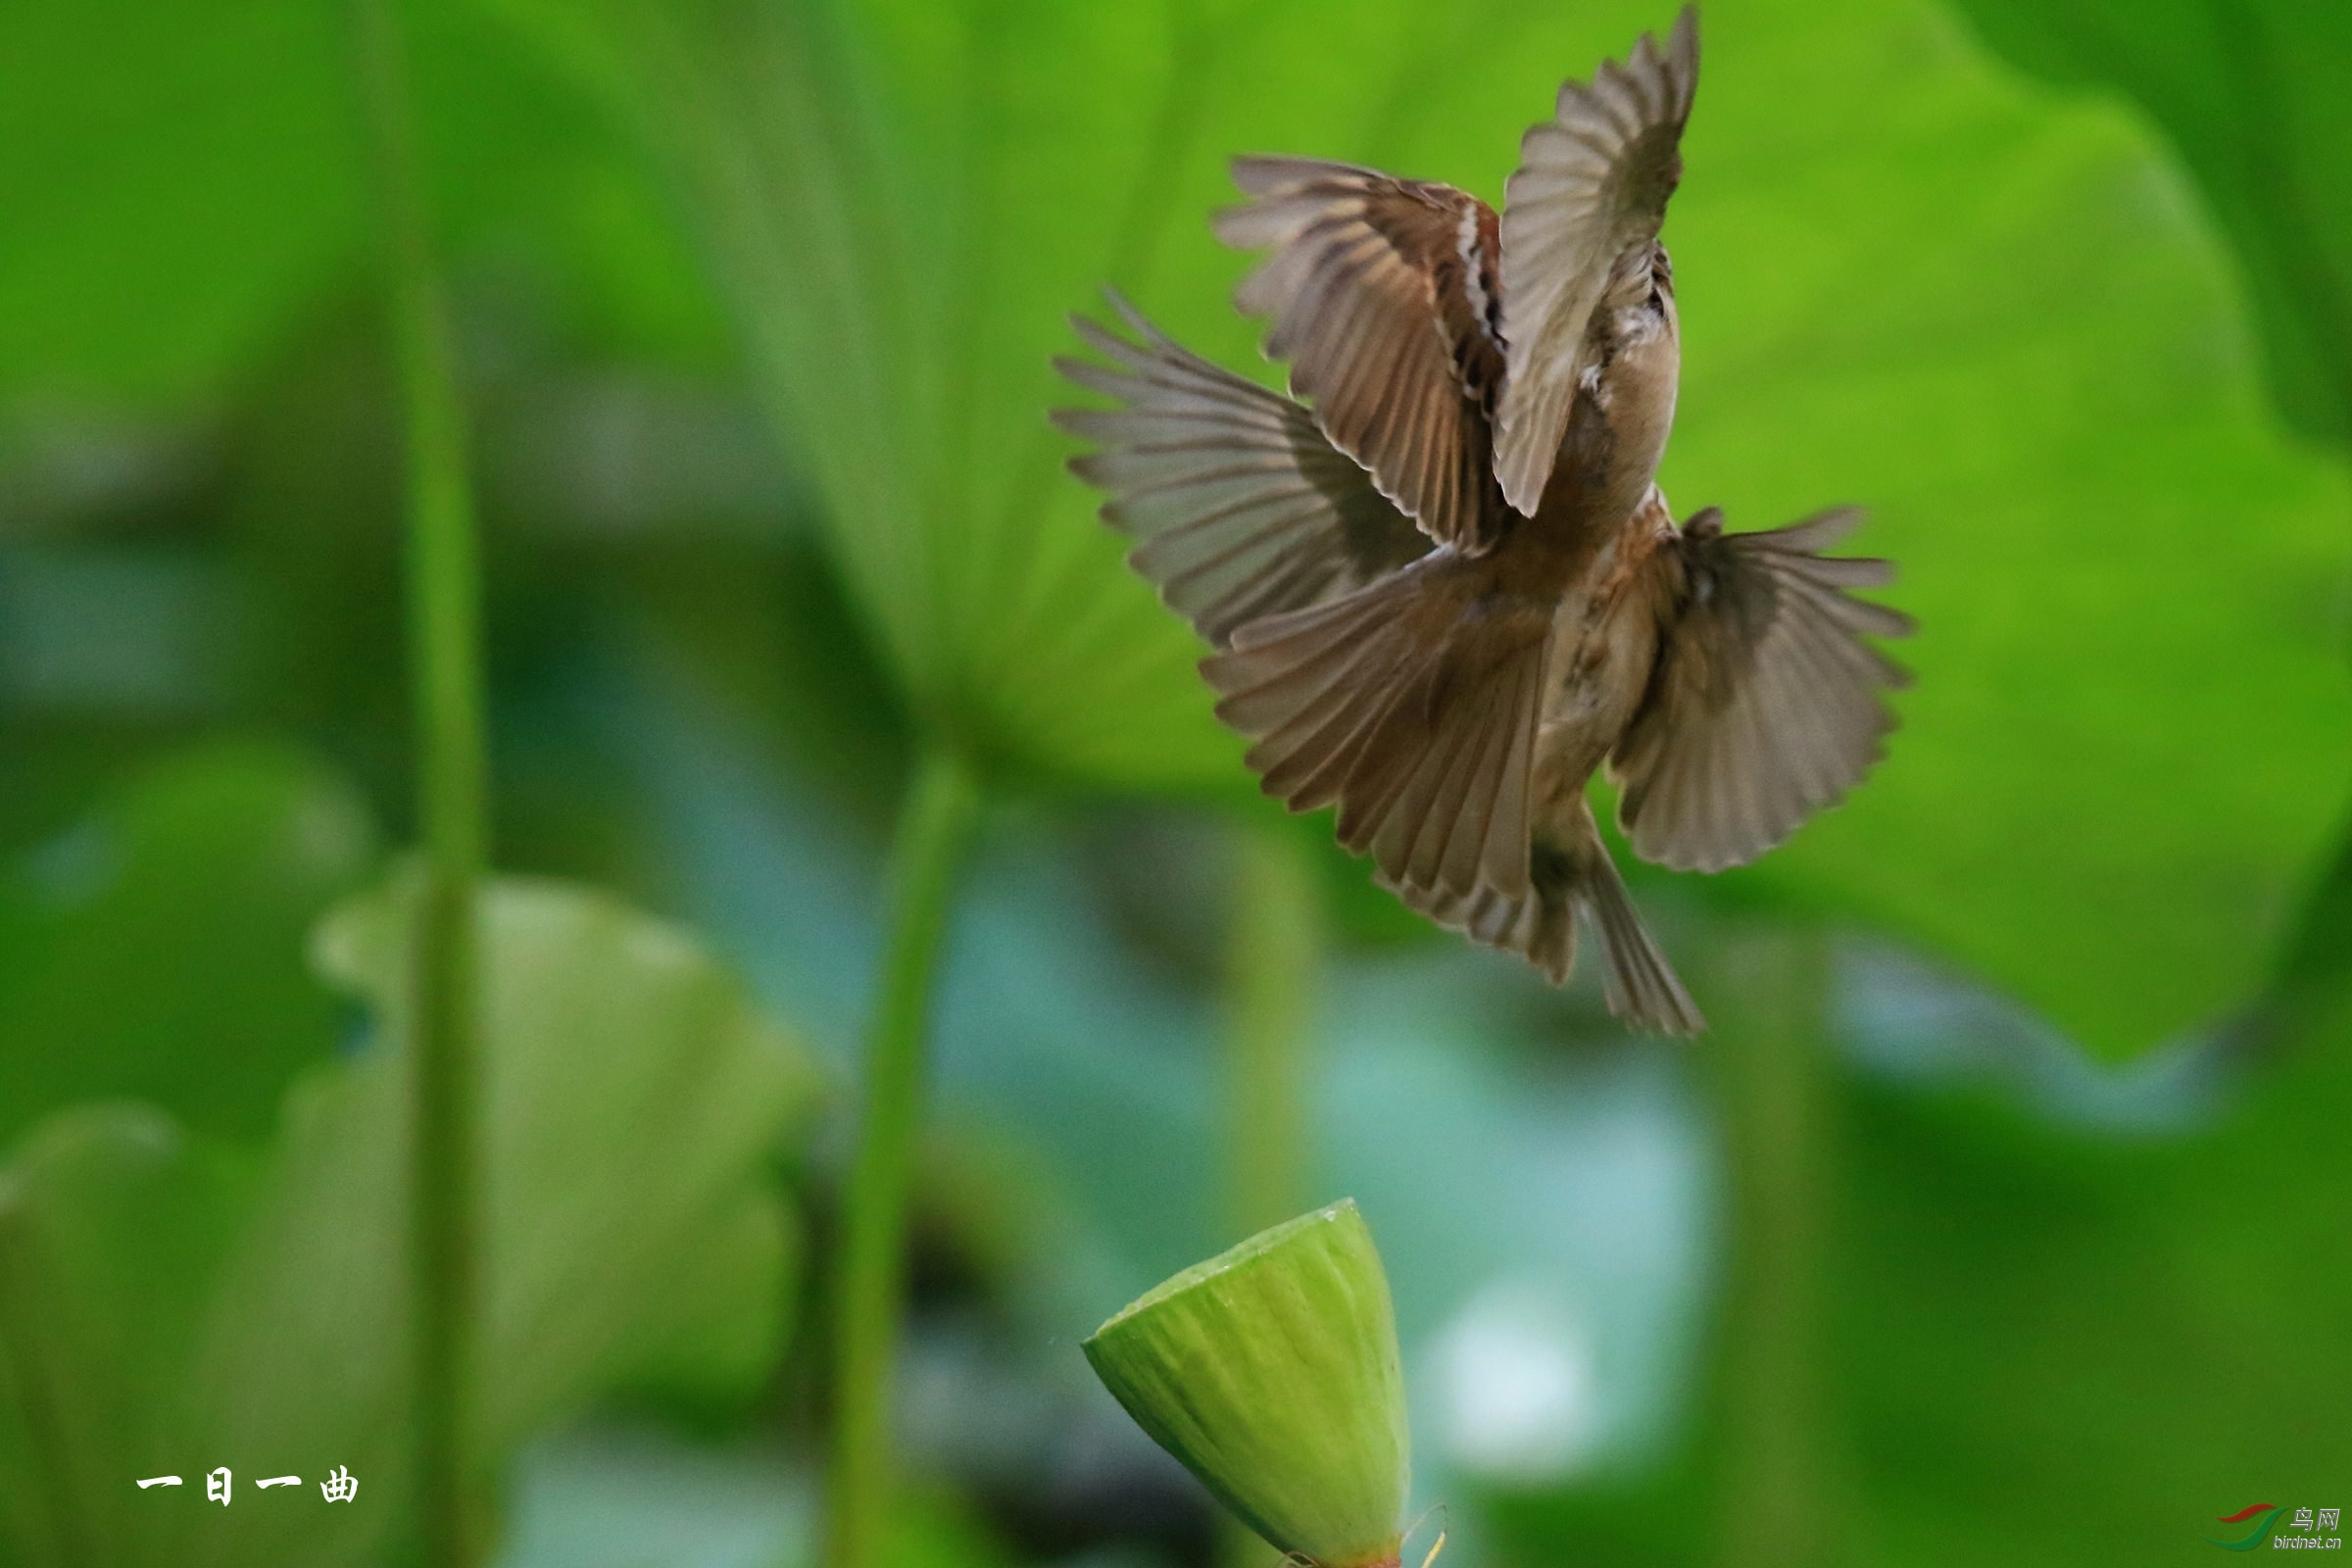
[[1083, 1200, 1408, 1567]]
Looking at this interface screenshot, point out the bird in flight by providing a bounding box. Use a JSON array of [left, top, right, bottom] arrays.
[[1054, 8, 1911, 1033]]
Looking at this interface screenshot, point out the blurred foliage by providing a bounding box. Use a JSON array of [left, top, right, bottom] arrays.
[[0, 0, 359, 403], [493, 1428, 1017, 1568], [0, 0, 2348, 1565], [0, 0, 719, 406], [1953, 0, 2352, 451], [0, 1107, 254, 1568], [0, 870, 820, 1568], [1947, 0, 2352, 1026], [1487, 984, 2352, 1568], [0, 744, 375, 1151], [5, 0, 2343, 1054], [1832, 997, 2352, 1563], [476, 0, 2352, 1056]]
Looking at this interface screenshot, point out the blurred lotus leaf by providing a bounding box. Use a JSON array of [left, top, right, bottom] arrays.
[[0, 1107, 250, 1568], [0, 0, 716, 406], [1950, 0, 2352, 449], [479, 0, 2352, 1057], [0, 742, 377, 1152], [0, 0, 358, 404], [0, 873, 821, 1568], [1825, 1008, 2352, 1563], [4, 0, 2345, 1051]]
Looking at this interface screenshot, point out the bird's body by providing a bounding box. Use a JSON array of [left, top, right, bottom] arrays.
[[1538, 244, 1684, 538], [1055, 8, 1912, 1032]]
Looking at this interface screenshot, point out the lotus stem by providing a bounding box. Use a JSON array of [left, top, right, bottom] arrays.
[[352, 0, 491, 1562], [1706, 930, 1837, 1568], [1224, 820, 1321, 1237], [826, 746, 981, 1568]]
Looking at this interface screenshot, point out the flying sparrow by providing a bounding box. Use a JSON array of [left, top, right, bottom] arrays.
[[1054, 7, 1911, 1033]]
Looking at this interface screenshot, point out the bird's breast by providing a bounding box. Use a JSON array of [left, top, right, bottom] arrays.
[[1533, 527, 1669, 790]]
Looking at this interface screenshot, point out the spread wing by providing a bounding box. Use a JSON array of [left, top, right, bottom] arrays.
[[1608, 506, 1914, 873], [1213, 157, 1507, 552], [1205, 548, 1550, 902], [1493, 6, 1698, 514], [1052, 291, 1432, 651]]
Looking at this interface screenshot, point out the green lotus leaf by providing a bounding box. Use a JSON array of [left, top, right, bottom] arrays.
[[491, 0, 2352, 1056], [0, 743, 376, 1151], [0, 872, 821, 1568], [13, 0, 2345, 1054], [1083, 1200, 1408, 1568], [1951, 0, 2352, 448], [0, 1106, 249, 1568], [14, 0, 2340, 1054]]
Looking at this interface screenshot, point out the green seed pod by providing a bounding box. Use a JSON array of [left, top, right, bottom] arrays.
[[1083, 1200, 1408, 1568]]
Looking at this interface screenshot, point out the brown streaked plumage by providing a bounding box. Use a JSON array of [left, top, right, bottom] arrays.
[[1213, 158, 1506, 549], [1053, 6, 1914, 1034]]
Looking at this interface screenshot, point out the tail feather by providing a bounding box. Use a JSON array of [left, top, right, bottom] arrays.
[[1387, 662, 1513, 898], [1391, 801, 1705, 1035], [1575, 841, 1705, 1035], [1204, 553, 1551, 901]]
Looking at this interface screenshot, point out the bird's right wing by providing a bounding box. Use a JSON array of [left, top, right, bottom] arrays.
[[1492, 7, 1699, 514], [1054, 292, 1433, 651], [1608, 506, 1914, 873]]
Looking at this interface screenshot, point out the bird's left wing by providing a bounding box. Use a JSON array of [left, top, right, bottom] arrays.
[[1214, 157, 1508, 552], [1053, 291, 1432, 650], [1608, 506, 1913, 872]]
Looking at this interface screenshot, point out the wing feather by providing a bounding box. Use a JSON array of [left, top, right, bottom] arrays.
[[1494, 7, 1699, 513], [1205, 551, 1551, 901], [1215, 158, 1507, 550], [1609, 505, 1915, 873], [1053, 292, 1431, 650]]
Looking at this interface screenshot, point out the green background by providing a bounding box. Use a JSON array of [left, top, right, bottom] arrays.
[[0, 0, 2345, 1565]]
